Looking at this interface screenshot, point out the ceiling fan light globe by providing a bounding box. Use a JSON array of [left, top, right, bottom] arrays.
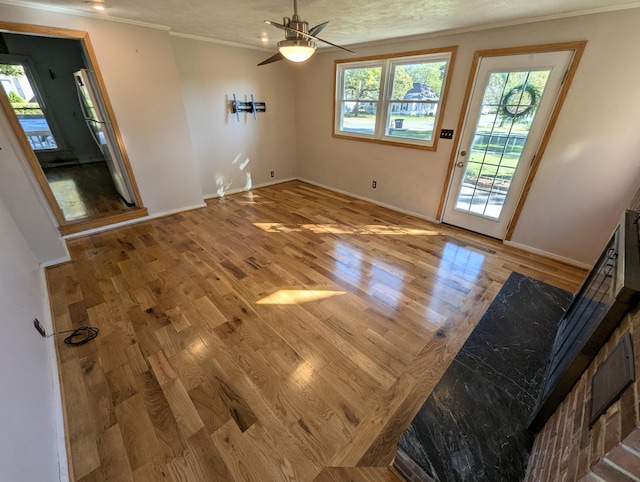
[[278, 39, 316, 62]]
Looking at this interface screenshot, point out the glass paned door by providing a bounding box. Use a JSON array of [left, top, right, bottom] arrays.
[[442, 50, 574, 239], [456, 70, 550, 218]]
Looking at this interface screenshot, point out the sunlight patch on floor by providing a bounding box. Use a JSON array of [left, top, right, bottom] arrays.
[[291, 361, 315, 384], [235, 192, 275, 206], [256, 289, 346, 305], [253, 222, 441, 235], [49, 179, 87, 221]]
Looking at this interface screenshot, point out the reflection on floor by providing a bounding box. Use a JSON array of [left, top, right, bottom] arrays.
[[397, 272, 573, 481], [43, 162, 130, 222]]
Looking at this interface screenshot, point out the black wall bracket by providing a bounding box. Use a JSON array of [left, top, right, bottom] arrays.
[[231, 93, 266, 121]]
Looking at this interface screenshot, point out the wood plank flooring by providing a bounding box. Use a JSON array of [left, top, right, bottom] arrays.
[[46, 181, 586, 481], [44, 162, 132, 222]]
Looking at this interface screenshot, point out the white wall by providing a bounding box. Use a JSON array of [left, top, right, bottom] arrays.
[[0, 196, 61, 481], [87, 21, 205, 214], [171, 36, 297, 197], [0, 105, 68, 264], [296, 9, 640, 265]]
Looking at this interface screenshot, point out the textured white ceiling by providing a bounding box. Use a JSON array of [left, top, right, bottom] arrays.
[[5, 0, 640, 52]]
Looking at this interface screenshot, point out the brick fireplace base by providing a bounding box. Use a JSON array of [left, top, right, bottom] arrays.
[[525, 306, 640, 482], [578, 426, 640, 481]]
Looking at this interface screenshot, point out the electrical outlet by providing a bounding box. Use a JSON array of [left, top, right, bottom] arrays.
[[372, 180, 377, 188], [33, 318, 46, 337], [270, 171, 274, 178]]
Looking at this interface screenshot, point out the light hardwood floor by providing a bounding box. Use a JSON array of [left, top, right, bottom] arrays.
[[46, 181, 586, 481]]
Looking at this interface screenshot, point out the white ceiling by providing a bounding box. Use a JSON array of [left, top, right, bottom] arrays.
[[5, 0, 640, 52]]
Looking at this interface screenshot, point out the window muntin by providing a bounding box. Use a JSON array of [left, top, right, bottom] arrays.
[[334, 48, 455, 149]]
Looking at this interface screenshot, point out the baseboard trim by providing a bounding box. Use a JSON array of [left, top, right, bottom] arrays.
[[144, 203, 208, 220], [503, 240, 591, 270], [203, 178, 297, 200], [41, 256, 72, 268], [55, 178, 588, 269], [40, 239, 72, 268], [62, 203, 208, 239], [296, 177, 439, 224], [297, 178, 589, 268], [39, 267, 69, 482]]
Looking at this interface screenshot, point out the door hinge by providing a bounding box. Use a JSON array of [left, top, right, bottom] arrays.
[[530, 153, 536, 166], [561, 69, 569, 85]]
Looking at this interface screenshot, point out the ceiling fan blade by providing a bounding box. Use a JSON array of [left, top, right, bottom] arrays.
[[310, 35, 355, 54], [258, 51, 284, 66], [309, 21, 329, 36], [265, 20, 355, 54]]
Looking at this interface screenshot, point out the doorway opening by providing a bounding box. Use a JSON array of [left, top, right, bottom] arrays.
[[0, 25, 146, 235], [439, 42, 586, 240]]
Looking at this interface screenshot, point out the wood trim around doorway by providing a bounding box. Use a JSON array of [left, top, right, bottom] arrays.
[[0, 21, 147, 234], [436, 41, 587, 240]]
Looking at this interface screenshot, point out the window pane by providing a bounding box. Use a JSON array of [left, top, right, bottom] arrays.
[[343, 67, 382, 100], [386, 102, 435, 140], [455, 69, 552, 219], [1, 63, 58, 151], [334, 49, 453, 148], [340, 101, 377, 135], [386, 59, 447, 142], [390, 62, 447, 101]]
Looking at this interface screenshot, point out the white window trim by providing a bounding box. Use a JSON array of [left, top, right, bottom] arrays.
[[0, 54, 66, 152], [334, 47, 457, 151]]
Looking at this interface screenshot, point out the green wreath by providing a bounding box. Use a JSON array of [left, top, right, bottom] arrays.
[[500, 84, 541, 120]]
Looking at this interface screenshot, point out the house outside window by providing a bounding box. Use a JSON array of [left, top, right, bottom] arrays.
[[334, 47, 457, 150]]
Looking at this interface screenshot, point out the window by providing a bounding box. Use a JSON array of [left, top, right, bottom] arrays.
[[334, 47, 456, 150], [0, 61, 59, 151]]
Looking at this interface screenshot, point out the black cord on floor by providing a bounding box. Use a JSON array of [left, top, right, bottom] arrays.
[[48, 326, 99, 345]]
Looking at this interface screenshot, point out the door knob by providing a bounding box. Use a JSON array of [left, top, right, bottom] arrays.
[[456, 161, 465, 168]]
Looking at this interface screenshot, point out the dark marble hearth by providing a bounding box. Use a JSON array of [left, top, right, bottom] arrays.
[[397, 272, 573, 481]]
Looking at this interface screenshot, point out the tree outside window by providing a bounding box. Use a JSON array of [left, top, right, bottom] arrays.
[[0, 62, 58, 150], [334, 47, 456, 150]]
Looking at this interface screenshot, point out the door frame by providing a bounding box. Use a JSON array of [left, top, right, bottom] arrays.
[[0, 21, 147, 236], [437, 41, 587, 240]]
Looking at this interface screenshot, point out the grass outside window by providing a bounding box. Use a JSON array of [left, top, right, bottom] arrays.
[[334, 47, 457, 150]]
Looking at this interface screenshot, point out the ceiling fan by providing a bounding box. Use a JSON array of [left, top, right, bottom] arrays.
[[258, 0, 355, 66]]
